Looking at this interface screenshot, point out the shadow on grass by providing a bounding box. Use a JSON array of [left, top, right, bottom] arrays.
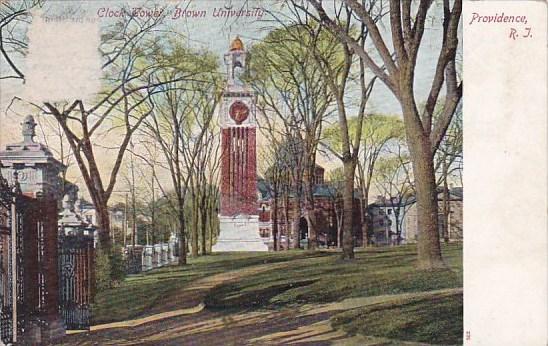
[[204, 244, 462, 311], [92, 244, 462, 326], [92, 251, 330, 324], [331, 292, 463, 345], [205, 279, 318, 311]]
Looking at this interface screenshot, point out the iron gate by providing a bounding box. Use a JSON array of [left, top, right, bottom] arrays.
[[59, 233, 94, 330], [0, 174, 25, 344]]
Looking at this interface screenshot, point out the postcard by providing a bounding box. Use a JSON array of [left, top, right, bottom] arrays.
[[0, 0, 545, 345]]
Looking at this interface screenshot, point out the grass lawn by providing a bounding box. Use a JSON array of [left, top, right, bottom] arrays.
[[331, 292, 463, 345], [92, 243, 462, 345], [92, 251, 329, 324], [204, 243, 462, 310]]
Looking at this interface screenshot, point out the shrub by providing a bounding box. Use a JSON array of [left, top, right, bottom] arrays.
[[110, 245, 127, 284], [95, 247, 112, 291], [95, 245, 127, 291]]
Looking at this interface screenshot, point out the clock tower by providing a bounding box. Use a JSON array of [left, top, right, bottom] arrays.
[[213, 37, 268, 252]]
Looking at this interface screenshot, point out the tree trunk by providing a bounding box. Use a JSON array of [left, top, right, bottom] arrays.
[[333, 201, 342, 248], [95, 203, 112, 253], [291, 213, 300, 249], [272, 191, 279, 251], [337, 222, 341, 248], [400, 81, 444, 269], [283, 192, 290, 250], [291, 182, 302, 249], [177, 198, 187, 265], [442, 160, 450, 243], [200, 190, 207, 255], [394, 209, 400, 246], [200, 207, 207, 255], [341, 160, 356, 259], [207, 193, 215, 253], [303, 165, 317, 250], [411, 139, 444, 269], [151, 172, 156, 245], [360, 193, 369, 247], [191, 198, 199, 257]]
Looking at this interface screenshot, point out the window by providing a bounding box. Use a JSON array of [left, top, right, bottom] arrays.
[[387, 209, 392, 215]]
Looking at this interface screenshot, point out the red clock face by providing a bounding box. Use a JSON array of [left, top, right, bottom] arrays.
[[229, 101, 249, 124]]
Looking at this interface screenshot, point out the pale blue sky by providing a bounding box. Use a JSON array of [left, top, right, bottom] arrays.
[[11, 0, 459, 115]]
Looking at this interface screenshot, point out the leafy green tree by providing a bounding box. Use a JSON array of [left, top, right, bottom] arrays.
[[249, 23, 340, 250], [374, 141, 414, 244], [435, 104, 462, 241], [323, 115, 403, 246], [306, 0, 462, 268], [140, 40, 221, 264], [356, 115, 404, 246], [7, 10, 207, 284]]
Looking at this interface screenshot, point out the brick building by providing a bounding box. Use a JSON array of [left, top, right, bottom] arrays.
[[404, 187, 463, 243], [257, 165, 364, 249], [367, 187, 463, 245]]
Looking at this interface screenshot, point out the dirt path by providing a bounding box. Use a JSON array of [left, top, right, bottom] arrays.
[[59, 260, 462, 346]]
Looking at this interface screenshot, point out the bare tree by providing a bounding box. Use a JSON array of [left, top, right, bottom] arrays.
[[374, 141, 414, 244], [140, 47, 221, 264], [300, 0, 381, 260], [305, 0, 462, 268], [30, 109, 75, 195], [249, 22, 337, 250], [434, 103, 462, 242], [188, 121, 221, 256], [9, 11, 205, 266], [0, 0, 43, 80]]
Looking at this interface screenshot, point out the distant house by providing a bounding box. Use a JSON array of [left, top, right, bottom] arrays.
[[367, 196, 414, 245], [402, 187, 463, 243], [367, 187, 463, 245], [77, 198, 127, 232], [78, 198, 97, 226]]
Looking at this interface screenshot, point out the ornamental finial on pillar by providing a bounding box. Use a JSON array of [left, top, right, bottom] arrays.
[[230, 36, 244, 51], [21, 115, 37, 143]]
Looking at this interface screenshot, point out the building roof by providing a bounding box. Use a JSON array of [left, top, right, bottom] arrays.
[[256, 180, 354, 200], [368, 187, 463, 208]]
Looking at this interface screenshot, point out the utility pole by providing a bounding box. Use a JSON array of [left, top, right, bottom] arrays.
[[150, 170, 155, 245], [131, 169, 137, 247]]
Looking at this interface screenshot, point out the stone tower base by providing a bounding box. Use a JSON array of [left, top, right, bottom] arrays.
[[213, 215, 268, 252]]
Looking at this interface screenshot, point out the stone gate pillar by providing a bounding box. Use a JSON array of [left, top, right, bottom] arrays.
[[0, 115, 66, 342]]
